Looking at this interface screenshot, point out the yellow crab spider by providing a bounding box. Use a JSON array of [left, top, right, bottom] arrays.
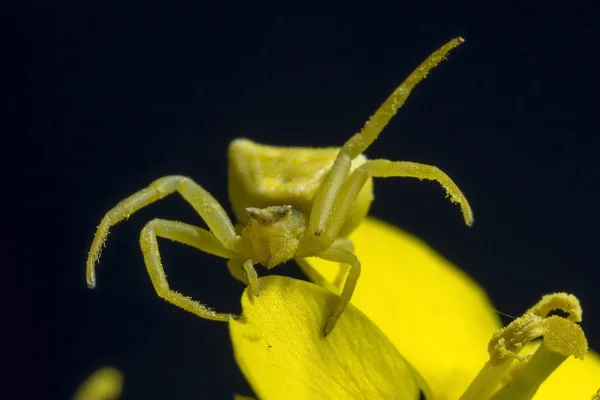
[[86, 37, 473, 336]]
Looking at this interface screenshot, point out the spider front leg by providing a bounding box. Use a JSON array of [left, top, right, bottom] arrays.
[[322, 159, 474, 245], [362, 159, 473, 223], [87, 175, 238, 288], [140, 218, 238, 321], [309, 37, 465, 237]]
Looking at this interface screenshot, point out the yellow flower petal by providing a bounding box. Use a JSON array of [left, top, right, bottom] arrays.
[[73, 367, 123, 400], [229, 275, 426, 400], [233, 395, 258, 400], [303, 218, 502, 399]]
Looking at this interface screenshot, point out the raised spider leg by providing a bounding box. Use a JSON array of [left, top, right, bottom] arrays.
[[87, 175, 238, 288], [322, 159, 474, 245], [140, 218, 238, 321], [309, 37, 465, 237], [316, 247, 361, 336]]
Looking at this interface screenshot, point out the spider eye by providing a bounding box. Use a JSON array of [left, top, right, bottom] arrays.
[[280, 205, 292, 217]]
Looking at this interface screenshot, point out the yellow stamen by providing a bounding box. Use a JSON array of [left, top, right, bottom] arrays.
[[460, 293, 588, 400]]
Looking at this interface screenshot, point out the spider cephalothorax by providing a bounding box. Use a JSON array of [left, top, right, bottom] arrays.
[[241, 205, 305, 268]]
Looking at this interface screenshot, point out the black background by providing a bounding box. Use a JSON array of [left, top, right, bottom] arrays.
[[20, 1, 600, 399]]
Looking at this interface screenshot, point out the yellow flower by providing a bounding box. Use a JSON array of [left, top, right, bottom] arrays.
[[229, 218, 599, 399], [73, 367, 123, 400]]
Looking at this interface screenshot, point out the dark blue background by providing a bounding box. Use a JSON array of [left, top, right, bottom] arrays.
[[21, 1, 600, 399]]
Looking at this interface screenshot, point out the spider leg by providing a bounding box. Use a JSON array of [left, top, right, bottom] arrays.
[[316, 247, 361, 336], [139, 218, 237, 322], [226, 259, 249, 285], [295, 237, 353, 293], [364, 159, 473, 223], [322, 238, 353, 290], [87, 175, 238, 288], [294, 258, 337, 294], [243, 260, 260, 296], [320, 159, 474, 245], [330, 237, 354, 252], [226, 259, 260, 296], [309, 38, 465, 236]]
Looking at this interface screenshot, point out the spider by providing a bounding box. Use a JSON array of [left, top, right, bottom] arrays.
[[86, 37, 473, 336]]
